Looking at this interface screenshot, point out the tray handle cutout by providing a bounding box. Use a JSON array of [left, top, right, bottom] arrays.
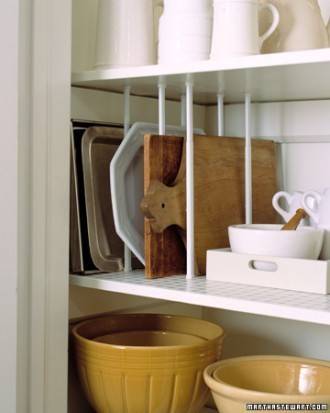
[[249, 260, 278, 272]]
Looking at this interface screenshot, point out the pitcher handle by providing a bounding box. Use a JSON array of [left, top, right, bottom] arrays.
[[272, 191, 293, 223], [259, 3, 280, 47], [302, 191, 322, 225], [154, 0, 164, 47]]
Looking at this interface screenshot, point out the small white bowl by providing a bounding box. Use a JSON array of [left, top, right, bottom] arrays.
[[228, 224, 324, 260]]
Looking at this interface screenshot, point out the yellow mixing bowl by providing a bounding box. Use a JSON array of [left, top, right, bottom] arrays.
[[72, 313, 225, 413], [204, 356, 330, 413]]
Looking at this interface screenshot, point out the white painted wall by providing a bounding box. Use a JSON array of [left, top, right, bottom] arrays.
[[71, 0, 98, 72], [70, 286, 202, 320], [204, 308, 330, 361], [72, 87, 206, 129], [206, 100, 330, 192], [0, 2, 19, 412]]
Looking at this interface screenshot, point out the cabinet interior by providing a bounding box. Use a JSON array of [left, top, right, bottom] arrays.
[[69, 1, 330, 412]]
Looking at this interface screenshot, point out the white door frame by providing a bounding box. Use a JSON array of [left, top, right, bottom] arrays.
[[0, 2, 19, 412], [15, 0, 71, 412]]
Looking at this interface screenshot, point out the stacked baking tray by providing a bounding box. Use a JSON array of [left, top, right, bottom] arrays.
[[70, 120, 126, 274]]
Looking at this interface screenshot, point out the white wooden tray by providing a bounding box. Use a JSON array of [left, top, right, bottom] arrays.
[[206, 249, 330, 295]]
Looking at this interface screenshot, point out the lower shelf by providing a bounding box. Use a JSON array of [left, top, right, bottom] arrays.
[[69, 271, 330, 326]]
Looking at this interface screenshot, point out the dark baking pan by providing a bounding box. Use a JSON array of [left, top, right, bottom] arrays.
[[81, 126, 125, 272]]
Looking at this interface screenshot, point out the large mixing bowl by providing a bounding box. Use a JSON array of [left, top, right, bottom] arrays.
[[72, 314, 225, 413], [204, 356, 330, 413]]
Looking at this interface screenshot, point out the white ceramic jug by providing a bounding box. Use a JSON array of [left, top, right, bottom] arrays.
[[272, 191, 310, 226], [319, 0, 330, 25], [210, 0, 280, 59], [158, 0, 212, 64], [303, 188, 330, 260], [94, 0, 159, 68], [261, 0, 328, 53]]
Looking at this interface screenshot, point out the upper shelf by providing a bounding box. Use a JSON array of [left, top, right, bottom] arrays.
[[72, 49, 330, 104]]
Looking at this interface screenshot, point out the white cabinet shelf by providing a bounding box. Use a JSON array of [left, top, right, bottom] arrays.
[[70, 271, 330, 326], [72, 49, 330, 104]]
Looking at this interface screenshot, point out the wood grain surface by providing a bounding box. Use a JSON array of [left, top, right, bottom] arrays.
[[142, 134, 278, 277], [143, 135, 187, 278]]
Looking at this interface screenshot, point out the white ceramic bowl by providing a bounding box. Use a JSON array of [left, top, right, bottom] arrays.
[[228, 224, 324, 260]]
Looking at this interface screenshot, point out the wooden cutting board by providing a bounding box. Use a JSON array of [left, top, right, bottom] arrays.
[[142, 134, 187, 278], [142, 134, 279, 278]]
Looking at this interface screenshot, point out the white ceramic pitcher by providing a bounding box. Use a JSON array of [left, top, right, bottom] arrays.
[[260, 0, 328, 53], [210, 0, 280, 59], [319, 0, 330, 25], [158, 0, 212, 63], [303, 188, 330, 260], [94, 0, 160, 68]]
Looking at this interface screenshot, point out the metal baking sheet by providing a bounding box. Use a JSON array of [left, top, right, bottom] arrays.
[[69, 125, 84, 273], [82, 126, 125, 272], [70, 120, 123, 274]]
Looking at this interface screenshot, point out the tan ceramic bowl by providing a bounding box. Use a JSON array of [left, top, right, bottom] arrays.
[[204, 356, 330, 413], [72, 314, 225, 413]]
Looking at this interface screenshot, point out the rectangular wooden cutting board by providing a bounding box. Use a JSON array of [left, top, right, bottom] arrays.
[[143, 134, 187, 278], [143, 134, 279, 278]]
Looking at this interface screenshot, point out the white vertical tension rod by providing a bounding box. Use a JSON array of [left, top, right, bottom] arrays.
[[158, 81, 166, 135], [124, 85, 132, 272], [181, 94, 186, 127], [245, 93, 252, 225], [186, 79, 195, 279], [217, 94, 224, 136]]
